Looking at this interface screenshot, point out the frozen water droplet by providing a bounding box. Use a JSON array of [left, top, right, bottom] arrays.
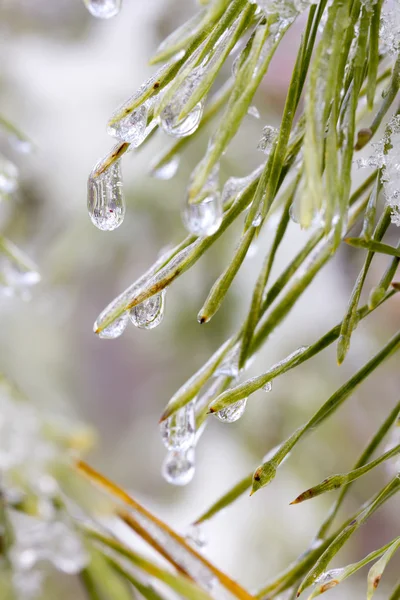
[[129, 290, 166, 330], [248, 106, 260, 119], [215, 398, 247, 423], [257, 125, 278, 154], [289, 201, 299, 224], [262, 381, 272, 392], [107, 102, 148, 145], [160, 100, 204, 138], [0, 156, 18, 195], [87, 158, 125, 231], [98, 311, 128, 339], [83, 0, 121, 18], [152, 156, 180, 180], [162, 447, 195, 486], [183, 192, 222, 237], [252, 212, 262, 227], [186, 524, 207, 550], [160, 401, 195, 451]]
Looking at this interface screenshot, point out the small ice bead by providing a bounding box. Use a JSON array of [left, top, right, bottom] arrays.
[[162, 447, 195, 486], [129, 290, 166, 330], [87, 160, 125, 231], [0, 157, 18, 194], [182, 193, 222, 237], [98, 311, 128, 339], [215, 398, 247, 423], [83, 0, 121, 18], [107, 103, 148, 145], [159, 101, 204, 138], [160, 402, 195, 451], [262, 381, 272, 392]]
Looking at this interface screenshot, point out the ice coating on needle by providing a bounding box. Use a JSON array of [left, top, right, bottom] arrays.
[[160, 401, 195, 450]]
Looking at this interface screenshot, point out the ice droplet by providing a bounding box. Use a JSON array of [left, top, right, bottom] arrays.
[[98, 311, 128, 339], [252, 212, 262, 227], [152, 156, 180, 180], [83, 0, 121, 18], [107, 101, 148, 145], [162, 447, 195, 485], [262, 381, 272, 392], [215, 398, 247, 423], [160, 99, 204, 138], [87, 158, 125, 231], [257, 125, 278, 154], [160, 401, 195, 451], [183, 192, 222, 237], [248, 106, 260, 119], [129, 290, 166, 330], [185, 524, 207, 550], [0, 156, 18, 195]]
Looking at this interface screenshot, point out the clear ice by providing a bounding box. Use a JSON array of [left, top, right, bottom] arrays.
[[129, 290, 166, 330], [83, 0, 121, 19], [87, 158, 125, 231]]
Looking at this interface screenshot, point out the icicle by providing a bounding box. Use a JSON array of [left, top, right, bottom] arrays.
[[129, 290, 166, 330], [257, 125, 278, 154], [83, 0, 121, 19], [380, 115, 400, 226], [98, 311, 129, 339], [87, 158, 125, 231], [162, 447, 195, 485], [151, 156, 180, 180], [215, 398, 247, 423], [0, 156, 18, 195], [160, 401, 195, 450], [107, 101, 149, 145]]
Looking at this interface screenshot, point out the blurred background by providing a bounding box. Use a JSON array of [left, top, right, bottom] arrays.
[[0, 0, 399, 597]]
